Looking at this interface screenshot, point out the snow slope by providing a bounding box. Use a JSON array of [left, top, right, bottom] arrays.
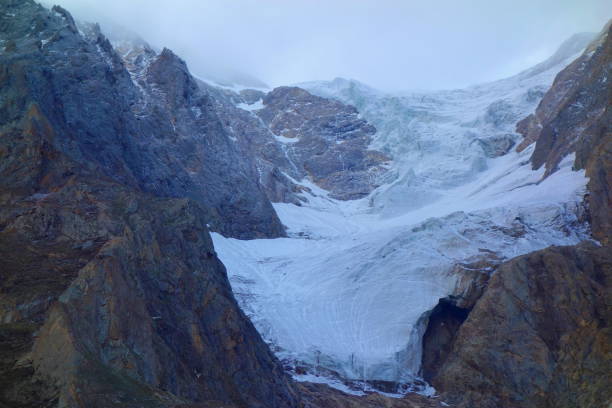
[[212, 35, 593, 390], [301, 35, 593, 219]]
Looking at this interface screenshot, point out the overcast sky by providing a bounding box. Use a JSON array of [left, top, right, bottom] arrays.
[[52, 0, 611, 91]]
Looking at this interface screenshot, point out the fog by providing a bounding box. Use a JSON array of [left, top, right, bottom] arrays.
[[51, 0, 610, 91]]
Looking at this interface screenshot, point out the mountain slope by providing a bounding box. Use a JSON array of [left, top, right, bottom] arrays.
[[0, 0, 284, 239], [518, 21, 611, 245], [212, 29, 596, 390], [428, 20, 612, 408], [112, 34, 390, 206], [1, 1, 609, 407], [0, 1, 296, 406]]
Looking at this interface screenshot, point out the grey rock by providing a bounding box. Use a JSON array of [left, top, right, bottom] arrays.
[[0, 1, 296, 406], [0, 1, 284, 239], [474, 133, 516, 158], [256, 86, 390, 200]]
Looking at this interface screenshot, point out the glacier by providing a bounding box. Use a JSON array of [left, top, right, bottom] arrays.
[[211, 36, 593, 392]]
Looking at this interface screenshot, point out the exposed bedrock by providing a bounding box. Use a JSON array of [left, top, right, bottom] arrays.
[[256, 86, 390, 200], [0, 103, 297, 407], [0, 0, 284, 239], [422, 21, 611, 408], [430, 243, 611, 408], [517, 20, 611, 245]]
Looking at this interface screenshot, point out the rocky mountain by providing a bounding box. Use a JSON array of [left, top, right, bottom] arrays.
[[1, 1, 610, 407], [213, 23, 598, 392], [518, 21, 611, 246], [111, 33, 389, 205], [421, 21, 612, 408], [0, 1, 424, 407], [255, 86, 389, 200], [0, 1, 296, 406], [1, 0, 284, 240]]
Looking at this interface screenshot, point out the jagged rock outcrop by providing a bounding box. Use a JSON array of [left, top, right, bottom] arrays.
[[423, 22, 612, 408], [517, 20, 611, 245], [113, 37, 302, 206], [194, 82, 310, 206], [0, 0, 284, 239], [0, 103, 298, 407], [433, 243, 611, 408], [116, 38, 389, 205], [0, 1, 295, 406], [255, 86, 390, 200], [203, 84, 390, 203], [420, 254, 499, 383]]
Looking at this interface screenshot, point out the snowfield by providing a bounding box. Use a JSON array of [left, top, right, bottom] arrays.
[[212, 37, 593, 393]]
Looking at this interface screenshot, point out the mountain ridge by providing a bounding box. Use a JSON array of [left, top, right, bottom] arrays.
[[0, 1, 610, 407]]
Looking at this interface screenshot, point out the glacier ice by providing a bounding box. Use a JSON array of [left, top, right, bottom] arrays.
[[212, 45, 592, 391]]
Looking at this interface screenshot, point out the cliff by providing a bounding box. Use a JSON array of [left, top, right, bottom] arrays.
[[423, 20, 612, 408]]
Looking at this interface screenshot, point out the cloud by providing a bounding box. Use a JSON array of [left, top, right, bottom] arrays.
[[51, 0, 611, 91]]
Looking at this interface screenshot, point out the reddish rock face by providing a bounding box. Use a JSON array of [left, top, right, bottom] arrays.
[[517, 20, 612, 245], [433, 243, 611, 408], [256, 86, 390, 200], [0, 107, 299, 407], [424, 21, 612, 408], [0, 1, 295, 406]]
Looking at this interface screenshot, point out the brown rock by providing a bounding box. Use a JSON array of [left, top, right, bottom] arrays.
[[421, 253, 500, 383], [256, 86, 390, 200], [516, 20, 612, 245], [432, 243, 612, 408], [0, 3, 297, 404]]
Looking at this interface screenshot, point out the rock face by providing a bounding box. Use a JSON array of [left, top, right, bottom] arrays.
[[0, 1, 295, 406], [420, 255, 498, 384], [0, 104, 298, 407], [116, 39, 389, 204], [517, 20, 611, 245], [256, 87, 390, 200], [195, 84, 390, 203], [0, 0, 284, 239], [122, 44, 286, 239], [0, 2, 433, 407], [0, 177, 297, 408], [422, 22, 612, 408], [433, 243, 611, 408], [114, 38, 307, 206], [194, 82, 311, 206]]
